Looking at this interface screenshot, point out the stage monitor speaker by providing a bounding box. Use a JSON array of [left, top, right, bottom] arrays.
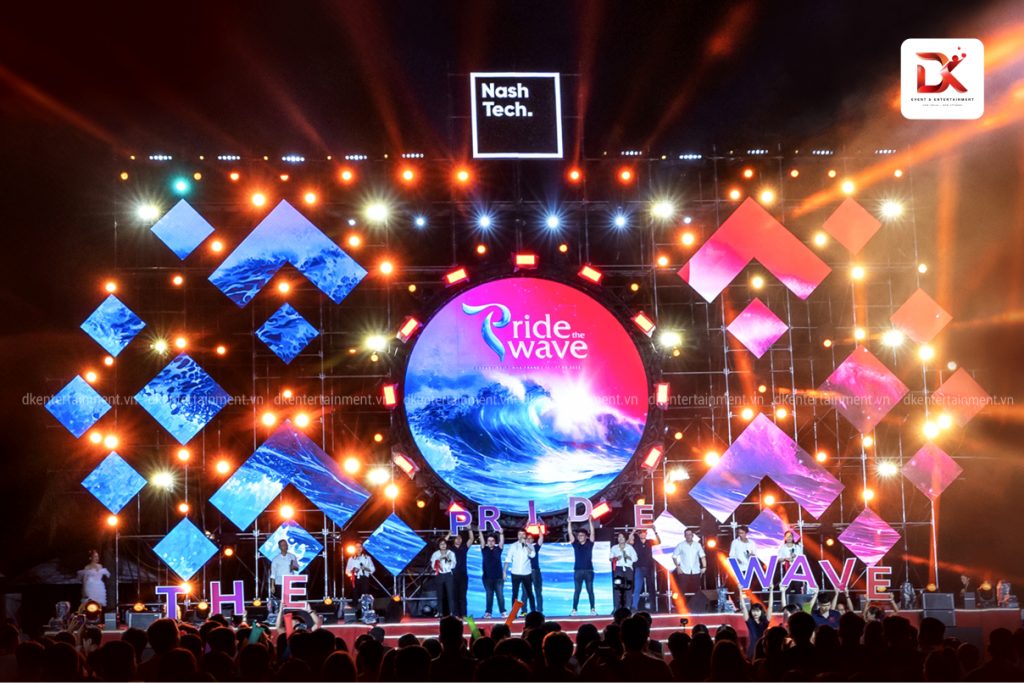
[[685, 590, 709, 613], [414, 590, 438, 618], [103, 612, 117, 630], [125, 611, 160, 630], [963, 593, 976, 609], [922, 593, 955, 611]]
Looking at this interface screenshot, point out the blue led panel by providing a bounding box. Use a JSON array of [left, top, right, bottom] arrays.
[[258, 521, 323, 573], [80, 295, 146, 357], [210, 421, 371, 530], [134, 354, 230, 444], [153, 518, 218, 580], [256, 303, 319, 364], [150, 199, 215, 259], [208, 200, 366, 307], [45, 375, 111, 438], [81, 451, 146, 513], [364, 513, 427, 576]]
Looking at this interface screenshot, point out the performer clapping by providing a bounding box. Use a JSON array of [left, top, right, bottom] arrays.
[[345, 542, 375, 619]]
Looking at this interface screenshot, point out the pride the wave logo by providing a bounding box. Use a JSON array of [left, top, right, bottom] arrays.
[[463, 302, 589, 362]]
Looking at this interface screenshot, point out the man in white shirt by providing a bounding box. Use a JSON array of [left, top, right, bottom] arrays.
[[729, 525, 757, 574], [504, 530, 537, 615], [430, 539, 458, 617], [672, 528, 706, 611], [270, 539, 299, 599], [345, 542, 376, 619], [610, 532, 639, 611]]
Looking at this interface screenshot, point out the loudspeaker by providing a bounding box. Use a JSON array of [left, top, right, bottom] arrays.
[[922, 593, 955, 610], [103, 612, 117, 630], [413, 590, 438, 618], [963, 593, 976, 609], [685, 590, 709, 613], [125, 611, 160, 630]]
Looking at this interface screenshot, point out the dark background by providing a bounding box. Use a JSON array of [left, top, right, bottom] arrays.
[[1, 0, 1022, 601]]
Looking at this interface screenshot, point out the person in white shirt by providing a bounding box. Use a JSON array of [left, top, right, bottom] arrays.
[[777, 530, 805, 602], [430, 539, 458, 617], [504, 530, 537, 615], [672, 528, 706, 611], [729, 525, 757, 574], [345, 542, 376, 619], [610, 532, 639, 611], [270, 539, 299, 599]]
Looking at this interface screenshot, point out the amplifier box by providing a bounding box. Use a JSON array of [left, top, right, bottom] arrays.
[[922, 593, 955, 610], [125, 611, 160, 630]]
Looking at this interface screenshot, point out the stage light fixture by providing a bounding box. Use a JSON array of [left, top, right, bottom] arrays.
[[851, 265, 866, 281], [414, 215, 427, 228], [816, 450, 828, 463], [923, 421, 940, 440], [475, 244, 487, 255], [454, 167, 472, 185], [260, 412, 277, 427], [545, 214, 560, 229], [825, 537, 835, 547], [742, 167, 754, 179], [642, 445, 665, 469], [758, 384, 768, 393], [408, 284, 417, 293], [728, 188, 742, 201], [664, 481, 678, 495], [823, 338, 833, 348], [514, 253, 538, 269], [659, 330, 682, 348], [707, 538, 718, 549], [119, 171, 129, 181], [339, 168, 356, 185], [680, 231, 696, 247], [704, 450, 720, 467], [103, 434, 118, 449], [416, 499, 426, 508], [106, 514, 119, 527], [918, 344, 935, 362], [740, 407, 755, 421], [215, 344, 226, 355], [758, 188, 776, 205], [813, 231, 828, 247], [630, 282, 640, 292], [877, 461, 899, 477], [84, 370, 98, 384], [880, 200, 904, 219], [367, 467, 390, 486], [578, 265, 603, 284], [946, 361, 957, 371], [380, 260, 395, 275], [347, 234, 362, 248], [151, 471, 174, 489], [279, 504, 295, 519], [215, 460, 231, 475], [917, 263, 928, 274], [384, 483, 399, 499], [655, 382, 670, 407], [476, 213, 492, 229], [937, 412, 954, 430], [132, 602, 145, 612], [176, 448, 190, 463], [854, 327, 867, 341], [342, 457, 360, 474], [152, 339, 169, 354], [840, 179, 856, 195], [177, 502, 189, 514], [566, 167, 583, 184], [399, 167, 417, 184], [303, 191, 317, 205], [251, 192, 267, 207], [174, 336, 187, 349], [88, 431, 102, 444], [775, 406, 789, 419], [172, 178, 190, 195], [393, 452, 419, 477], [279, 174, 290, 182], [613, 213, 628, 229], [862, 488, 875, 502], [674, 431, 683, 440], [229, 171, 240, 182], [104, 280, 117, 293], [590, 501, 612, 519], [894, 169, 904, 178], [656, 255, 669, 267], [365, 335, 387, 352], [294, 413, 311, 428], [210, 239, 224, 253], [364, 202, 390, 224], [617, 167, 634, 184], [631, 312, 656, 336], [396, 317, 421, 342], [827, 169, 837, 178], [382, 384, 398, 408], [862, 435, 874, 448], [171, 274, 184, 286], [763, 493, 776, 506], [558, 243, 569, 253], [444, 267, 469, 286], [373, 433, 384, 443], [882, 329, 904, 347], [790, 169, 800, 178], [750, 274, 765, 290], [137, 204, 160, 222], [650, 200, 675, 221]]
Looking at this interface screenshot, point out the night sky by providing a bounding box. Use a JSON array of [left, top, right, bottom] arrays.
[[2, 0, 1022, 594]]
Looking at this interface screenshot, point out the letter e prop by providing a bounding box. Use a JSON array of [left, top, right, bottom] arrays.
[[866, 566, 892, 600], [633, 504, 654, 529], [282, 575, 309, 609]]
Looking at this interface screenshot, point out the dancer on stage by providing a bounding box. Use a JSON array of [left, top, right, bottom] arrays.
[[345, 542, 376, 619], [672, 528, 706, 611], [505, 529, 536, 615], [568, 518, 597, 616], [629, 528, 658, 612], [528, 530, 544, 614], [269, 539, 299, 600], [777, 530, 804, 603], [77, 550, 110, 607], [430, 539, 458, 617], [479, 531, 506, 618], [445, 527, 473, 617], [610, 531, 638, 612]]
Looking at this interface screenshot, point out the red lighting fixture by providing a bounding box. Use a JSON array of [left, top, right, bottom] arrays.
[[591, 501, 612, 519], [448, 501, 466, 513], [642, 445, 665, 469], [392, 452, 419, 478], [338, 167, 356, 185], [578, 265, 604, 284], [514, 253, 538, 269], [398, 166, 417, 185], [566, 167, 583, 184], [655, 382, 670, 407], [525, 523, 548, 536], [444, 267, 469, 286], [617, 167, 635, 184], [382, 384, 399, 408], [453, 166, 472, 186], [632, 311, 656, 336], [396, 317, 421, 343]]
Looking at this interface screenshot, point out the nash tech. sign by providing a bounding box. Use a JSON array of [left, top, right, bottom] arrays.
[[470, 72, 563, 158]]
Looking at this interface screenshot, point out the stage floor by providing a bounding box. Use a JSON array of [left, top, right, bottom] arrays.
[[100, 608, 1020, 652]]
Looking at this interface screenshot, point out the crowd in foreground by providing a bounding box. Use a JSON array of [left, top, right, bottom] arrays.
[[1, 606, 1024, 682]]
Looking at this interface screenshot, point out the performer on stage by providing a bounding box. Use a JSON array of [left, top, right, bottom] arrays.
[[269, 539, 299, 599], [568, 518, 597, 616], [505, 529, 536, 615], [479, 531, 506, 618], [345, 542, 376, 619], [728, 525, 757, 574], [430, 539, 457, 618], [672, 528, 706, 611], [610, 532, 638, 612], [446, 527, 473, 617], [77, 550, 110, 607], [777, 530, 804, 603], [629, 528, 658, 612], [528, 530, 544, 614]]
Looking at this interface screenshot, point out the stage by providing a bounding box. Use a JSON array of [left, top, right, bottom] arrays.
[[98, 609, 1022, 653]]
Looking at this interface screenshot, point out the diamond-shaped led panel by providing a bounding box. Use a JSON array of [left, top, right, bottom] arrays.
[[822, 198, 882, 254], [930, 368, 990, 426], [150, 199, 215, 259], [153, 518, 218, 580], [134, 354, 230, 444], [256, 303, 319, 364], [364, 513, 427, 576], [838, 509, 900, 566], [890, 289, 952, 344], [45, 375, 111, 438], [748, 508, 789, 567], [651, 509, 689, 572], [258, 521, 323, 572], [81, 451, 146, 514], [902, 443, 963, 501], [726, 298, 788, 358], [819, 346, 908, 433], [80, 295, 146, 357]]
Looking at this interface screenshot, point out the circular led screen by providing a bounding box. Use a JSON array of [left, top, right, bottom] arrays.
[[403, 277, 650, 514]]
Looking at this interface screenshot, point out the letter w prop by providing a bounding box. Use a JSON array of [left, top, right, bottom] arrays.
[[678, 198, 830, 302], [690, 414, 844, 523]]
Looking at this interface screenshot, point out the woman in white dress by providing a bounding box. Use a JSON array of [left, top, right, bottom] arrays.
[[78, 550, 110, 607]]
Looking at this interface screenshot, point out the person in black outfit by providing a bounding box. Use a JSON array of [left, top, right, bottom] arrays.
[[446, 528, 474, 618], [479, 531, 506, 618], [568, 517, 597, 616]]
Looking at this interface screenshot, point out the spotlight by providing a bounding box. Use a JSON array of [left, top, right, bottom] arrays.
[[347, 234, 362, 248], [215, 460, 231, 475], [177, 502, 189, 514], [617, 167, 634, 184], [279, 504, 295, 519], [566, 167, 583, 184], [88, 431, 102, 444], [877, 461, 899, 477], [894, 169, 904, 178], [774, 406, 789, 419], [815, 450, 828, 463], [918, 344, 936, 362], [612, 213, 628, 229], [707, 538, 718, 549], [880, 200, 904, 219], [172, 274, 184, 286], [454, 167, 472, 185], [947, 361, 957, 371], [152, 339, 169, 354], [119, 171, 129, 181], [151, 471, 174, 489], [210, 239, 224, 253], [414, 215, 427, 228], [854, 328, 867, 341], [339, 168, 356, 185], [763, 494, 776, 506], [742, 167, 754, 179], [789, 169, 800, 178], [727, 188, 741, 201], [294, 413, 311, 428], [918, 263, 928, 274], [373, 433, 384, 443], [416, 499, 426, 509], [750, 275, 765, 290], [399, 167, 417, 184], [343, 457, 360, 474], [137, 204, 160, 222], [630, 282, 640, 292], [216, 345, 227, 355], [104, 280, 117, 293], [680, 231, 696, 247], [251, 192, 267, 207], [303, 191, 317, 205], [659, 330, 683, 348], [650, 200, 675, 221], [862, 488, 875, 502], [172, 178, 190, 195], [103, 355, 114, 367], [674, 431, 683, 440], [823, 338, 833, 348], [174, 336, 187, 349], [923, 421, 940, 440], [740, 407, 755, 421], [385, 483, 399, 499], [176, 448, 190, 463], [656, 254, 669, 267], [229, 171, 240, 182], [364, 202, 390, 224], [813, 231, 828, 247], [758, 384, 767, 393], [106, 515, 119, 527], [261, 412, 277, 427], [825, 537, 835, 547], [827, 169, 837, 178], [558, 243, 569, 254], [668, 466, 689, 482], [367, 467, 390, 486], [862, 435, 874, 448], [758, 189, 776, 205], [380, 260, 395, 275], [882, 329, 904, 347], [664, 482, 678, 495], [545, 214, 560, 229], [937, 412, 954, 430], [365, 335, 387, 352], [132, 602, 145, 612], [84, 370, 98, 383], [179, 582, 192, 595], [840, 179, 856, 195], [704, 450, 720, 467], [475, 244, 487, 255], [103, 434, 118, 449]]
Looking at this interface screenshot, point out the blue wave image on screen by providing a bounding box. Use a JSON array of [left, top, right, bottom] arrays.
[[150, 199, 215, 259], [364, 513, 428, 576], [259, 521, 323, 573], [80, 294, 146, 357], [81, 451, 147, 514], [45, 375, 112, 438], [153, 518, 218, 580], [208, 200, 366, 307], [210, 421, 371, 530], [256, 303, 319, 364], [134, 353, 230, 445], [461, 542, 613, 617], [406, 378, 643, 514]]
